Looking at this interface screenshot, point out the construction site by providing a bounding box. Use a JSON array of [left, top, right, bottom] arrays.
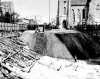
[[0, 0, 100, 79]]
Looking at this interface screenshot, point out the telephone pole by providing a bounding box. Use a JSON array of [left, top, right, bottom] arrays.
[[56, 0, 59, 27], [0, 0, 2, 16], [49, 0, 50, 24], [66, 0, 71, 28]]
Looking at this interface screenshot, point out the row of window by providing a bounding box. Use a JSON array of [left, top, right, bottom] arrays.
[[63, 0, 86, 19], [72, 8, 86, 24], [63, 7, 86, 24], [0, 23, 27, 31]]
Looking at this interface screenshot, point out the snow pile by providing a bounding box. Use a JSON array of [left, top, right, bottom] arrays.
[[38, 56, 74, 71], [38, 56, 100, 79], [13, 56, 100, 79]]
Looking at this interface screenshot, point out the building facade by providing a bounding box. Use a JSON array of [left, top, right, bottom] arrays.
[[88, 0, 100, 25], [59, 0, 87, 28], [1, 1, 14, 14]]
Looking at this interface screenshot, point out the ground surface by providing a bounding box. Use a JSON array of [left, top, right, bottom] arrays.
[[3, 56, 99, 79], [0, 30, 100, 79]]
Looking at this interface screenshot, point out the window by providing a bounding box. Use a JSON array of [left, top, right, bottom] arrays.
[[64, 1, 66, 4], [64, 0, 67, 7], [77, 9, 81, 23], [83, 9, 85, 19], [72, 9, 75, 24], [64, 7, 66, 15]]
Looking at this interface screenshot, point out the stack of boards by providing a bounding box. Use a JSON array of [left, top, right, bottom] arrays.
[[0, 37, 40, 73]]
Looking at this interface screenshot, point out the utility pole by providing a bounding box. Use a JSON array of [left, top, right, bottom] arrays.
[[49, 0, 50, 24], [56, 0, 59, 28], [0, 0, 2, 17], [0, 0, 2, 22], [66, 0, 71, 28]]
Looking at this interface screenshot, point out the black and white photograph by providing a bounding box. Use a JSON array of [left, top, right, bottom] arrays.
[[0, 0, 100, 79]]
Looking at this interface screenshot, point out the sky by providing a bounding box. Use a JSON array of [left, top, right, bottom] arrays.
[[3, 0, 58, 23]]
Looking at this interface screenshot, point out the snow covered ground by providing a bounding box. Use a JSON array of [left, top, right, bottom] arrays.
[[13, 56, 100, 79]]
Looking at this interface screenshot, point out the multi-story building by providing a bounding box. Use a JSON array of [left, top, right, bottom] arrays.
[[1, 1, 14, 14], [58, 0, 87, 28]]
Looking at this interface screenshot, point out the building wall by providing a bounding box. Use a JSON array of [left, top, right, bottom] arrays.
[[70, 6, 86, 27], [0, 22, 27, 31], [59, 0, 68, 26], [59, 0, 87, 28], [88, 0, 100, 25], [1, 1, 14, 14]]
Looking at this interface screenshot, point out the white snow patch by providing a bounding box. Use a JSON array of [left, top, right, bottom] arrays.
[[13, 56, 100, 79]]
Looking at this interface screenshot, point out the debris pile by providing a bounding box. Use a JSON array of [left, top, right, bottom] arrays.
[[0, 37, 40, 78], [0, 64, 23, 79]]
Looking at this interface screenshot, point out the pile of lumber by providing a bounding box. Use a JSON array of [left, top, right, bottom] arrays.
[[0, 37, 40, 73]]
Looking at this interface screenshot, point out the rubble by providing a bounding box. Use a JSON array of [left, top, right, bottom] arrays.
[[0, 64, 23, 79], [0, 37, 40, 79]]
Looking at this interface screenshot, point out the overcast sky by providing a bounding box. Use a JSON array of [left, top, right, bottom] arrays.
[[3, 0, 57, 23]]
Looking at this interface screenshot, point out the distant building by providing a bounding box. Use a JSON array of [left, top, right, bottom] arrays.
[[1, 1, 14, 14], [59, 0, 87, 28]]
